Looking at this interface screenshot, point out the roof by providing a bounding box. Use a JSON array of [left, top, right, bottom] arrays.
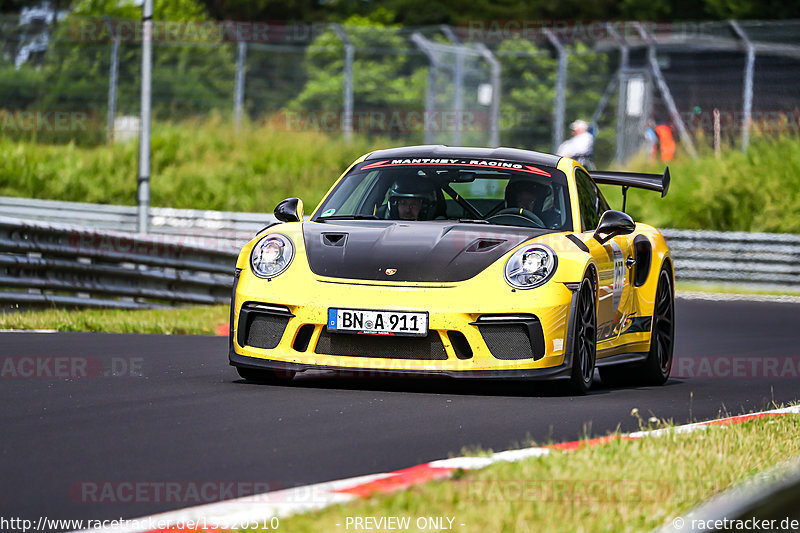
[[364, 145, 562, 168]]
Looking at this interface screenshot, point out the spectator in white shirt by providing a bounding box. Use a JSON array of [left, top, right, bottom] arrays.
[[557, 119, 594, 169]]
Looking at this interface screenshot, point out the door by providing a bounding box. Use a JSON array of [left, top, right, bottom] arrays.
[[574, 168, 634, 345]]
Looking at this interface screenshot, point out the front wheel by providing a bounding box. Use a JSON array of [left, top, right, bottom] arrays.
[[567, 277, 597, 395], [236, 366, 296, 384]]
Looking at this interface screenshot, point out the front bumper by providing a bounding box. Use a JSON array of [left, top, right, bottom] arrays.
[[229, 349, 573, 380], [229, 266, 579, 378]]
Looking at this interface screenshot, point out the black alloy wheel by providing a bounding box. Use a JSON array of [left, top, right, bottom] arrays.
[[568, 277, 597, 394], [642, 267, 675, 384]]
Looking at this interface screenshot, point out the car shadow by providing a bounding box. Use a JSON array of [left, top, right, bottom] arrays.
[[235, 371, 610, 398]]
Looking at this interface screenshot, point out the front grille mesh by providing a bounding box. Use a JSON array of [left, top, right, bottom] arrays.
[[244, 314, 290, 350], [315, 330, 448, 360], [479, 324, 535, 360]]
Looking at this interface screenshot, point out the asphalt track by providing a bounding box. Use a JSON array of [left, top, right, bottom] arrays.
[[2, 298, 800, 527]]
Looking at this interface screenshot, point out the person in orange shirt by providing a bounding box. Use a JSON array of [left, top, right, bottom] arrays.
[[655, 124, 675, 162]]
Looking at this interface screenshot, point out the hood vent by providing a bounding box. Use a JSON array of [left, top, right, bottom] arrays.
[[466, 238, 506, 253], [322, 233, 348, 247]]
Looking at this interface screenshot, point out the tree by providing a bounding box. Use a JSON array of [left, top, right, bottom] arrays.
[[288, 15, 426, 138], [498, 39, 613, 160]]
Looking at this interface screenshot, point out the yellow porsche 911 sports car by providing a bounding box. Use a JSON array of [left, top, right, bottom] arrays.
[[228, 146, 673, 394]]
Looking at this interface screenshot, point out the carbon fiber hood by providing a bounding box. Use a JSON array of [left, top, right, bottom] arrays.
[[303, 220, 553, 282]]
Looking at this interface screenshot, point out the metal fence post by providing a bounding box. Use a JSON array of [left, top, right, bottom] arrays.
[[424, 62, 437, 144], [544, 29, 567, 153], [606, 24, 629, 165], [137, 0, 153, 235], [411, 33, 439, 145], [234, 40, 247, 131], [439, 25, 460, 44], [332, 24, 354, 142], [106, 34, 120, 143], [453, 49, 464, 145], [635, 23, 697, 159], [729, 20, 755, 152], [476, 43, 500, 148], [441, 25, 464, 145]]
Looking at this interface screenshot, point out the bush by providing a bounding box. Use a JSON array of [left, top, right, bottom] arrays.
[[622, 134, 800, 233], [0, 115, 385, 212]]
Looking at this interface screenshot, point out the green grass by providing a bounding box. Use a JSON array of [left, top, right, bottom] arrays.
[[0, 114, 385, 213], [0, 305, 228, 335], [252, 411, 800, 533]]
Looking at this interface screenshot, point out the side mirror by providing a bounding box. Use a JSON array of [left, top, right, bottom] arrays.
[[593, 210, 635, 244], [274, 198, 303, 223]]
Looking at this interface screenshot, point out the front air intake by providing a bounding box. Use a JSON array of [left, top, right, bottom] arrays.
[[315, 330, 448, 360], [237, 302, 294, 350], [473, 315, 545, 361], [243, 314, 290, 350]]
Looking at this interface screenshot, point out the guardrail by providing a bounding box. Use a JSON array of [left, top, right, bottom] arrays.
[[0, 196, 274, 250], [662, 229, 800, 286], [2, 197, 799, 310], [0, 216, 238, 309]]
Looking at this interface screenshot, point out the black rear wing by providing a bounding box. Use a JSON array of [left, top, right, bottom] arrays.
[[590, 167, 670, 198]]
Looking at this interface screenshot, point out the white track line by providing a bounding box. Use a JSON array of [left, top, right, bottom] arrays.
[[0, 329, 59, 333]]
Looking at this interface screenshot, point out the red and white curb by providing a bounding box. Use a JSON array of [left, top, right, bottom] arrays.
[[78, 405, 800, 533]]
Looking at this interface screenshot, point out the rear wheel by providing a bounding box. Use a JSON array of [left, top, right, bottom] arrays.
[[641, 267, 675, 384], [236, 366, 296, 384], [568, 277, 596, 395], [601, 265, 674, 387]]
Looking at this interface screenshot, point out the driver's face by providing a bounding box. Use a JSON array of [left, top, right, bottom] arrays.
[[397, 197, 423, 220], [514, 191, 537, 212]]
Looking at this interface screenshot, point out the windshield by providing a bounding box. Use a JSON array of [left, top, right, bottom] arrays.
[[313, 158, 573, 230]]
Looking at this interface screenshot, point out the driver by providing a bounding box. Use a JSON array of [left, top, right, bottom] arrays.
[[504, 179, 557, 227], [387, 177, 438, 220]]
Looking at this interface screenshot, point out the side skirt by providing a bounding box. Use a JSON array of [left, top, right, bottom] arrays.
[[595, 352, 648, 368]]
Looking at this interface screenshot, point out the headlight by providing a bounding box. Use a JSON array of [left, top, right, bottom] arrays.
[[250, 234, 294, 278], [504, 244, 557, 289]]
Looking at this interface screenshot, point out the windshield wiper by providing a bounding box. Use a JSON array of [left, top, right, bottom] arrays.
[[457, 218, 490, 224], [317, 215, 379, 222]]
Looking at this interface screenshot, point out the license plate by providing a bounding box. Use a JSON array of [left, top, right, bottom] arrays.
[[327, 308, 428, 337]]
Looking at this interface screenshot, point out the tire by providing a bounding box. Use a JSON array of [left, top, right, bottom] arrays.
[[600, 265, 674, 387], [236, 366, 296, 384], [567, 276, 597, 395], [640, 266, 675, 385]]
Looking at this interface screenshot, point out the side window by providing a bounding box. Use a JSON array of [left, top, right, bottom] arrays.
[[595, 179, 611, 214], [574, 169, 608, 231]]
